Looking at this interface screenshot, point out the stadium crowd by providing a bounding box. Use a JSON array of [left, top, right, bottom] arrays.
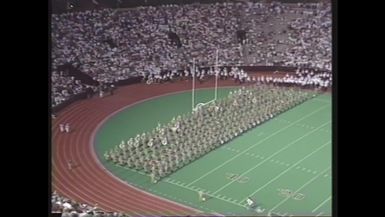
[[52, 191, 130, 217], [51, 1, 331, 107], [257, 68, 331, 90], [51, 70, 92, 107]]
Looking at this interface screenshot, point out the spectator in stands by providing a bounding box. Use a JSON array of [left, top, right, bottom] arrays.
[[52, 191, 131, 216], [51, 2, 331, 107]]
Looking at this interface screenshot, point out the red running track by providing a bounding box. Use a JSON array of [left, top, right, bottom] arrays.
[[51, 79, 241, 216]]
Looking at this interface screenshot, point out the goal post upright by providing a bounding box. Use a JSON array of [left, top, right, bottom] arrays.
[[192, 50, 219, 112], [192, 58, 195, 112], [215, 49, 219, 101]]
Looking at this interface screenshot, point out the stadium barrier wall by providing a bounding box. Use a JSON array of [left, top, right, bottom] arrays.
[[51, 65, 328, 113]]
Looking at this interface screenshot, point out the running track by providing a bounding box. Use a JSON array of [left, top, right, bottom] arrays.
[[51, 79, 241, 216]]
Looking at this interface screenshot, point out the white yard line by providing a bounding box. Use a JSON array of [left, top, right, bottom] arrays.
[[223, 146, 328, 177], [186, 105, 330, 187], [312, 196, 331, 213], [275, 118, 331, 133], [246, 141, 330, 199], [164, 178, 247, 209], [212, 121, 330, 195], [269, 166, 331, 213]]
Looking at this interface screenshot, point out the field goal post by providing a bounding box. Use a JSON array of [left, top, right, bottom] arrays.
[[192, 49, 220, 112]]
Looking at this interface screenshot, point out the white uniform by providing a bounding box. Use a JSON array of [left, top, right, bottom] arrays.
[[247, 198, 255, 207], [162, 137, 167, 146], [59, 124, 65, 133], [148, 139, 153, 147], [65, 123, 70, 133], [256, 207, 264, 213], [68, 161, 73, 170]]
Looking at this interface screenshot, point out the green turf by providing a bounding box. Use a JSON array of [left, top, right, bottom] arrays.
[[94, 88, 331, 216]]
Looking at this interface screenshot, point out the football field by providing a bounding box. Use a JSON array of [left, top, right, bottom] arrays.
[[95, 88, 332, 216]]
